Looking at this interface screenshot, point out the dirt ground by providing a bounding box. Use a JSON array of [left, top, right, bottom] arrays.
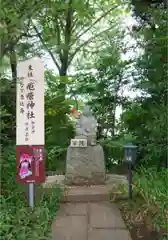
[[117, 200, 160, 240]]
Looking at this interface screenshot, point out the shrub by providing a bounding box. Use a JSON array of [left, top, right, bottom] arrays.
[[0, 145, 62, 240], [134, 167, 168, 237], [0, 188, 62, 240]]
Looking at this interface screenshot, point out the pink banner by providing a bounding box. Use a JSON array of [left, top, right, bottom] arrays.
[[16, 145, 45, 183]]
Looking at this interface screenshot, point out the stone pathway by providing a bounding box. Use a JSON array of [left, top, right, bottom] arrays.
[[52, 201, 132, 240], [44, 176, 131, 240]]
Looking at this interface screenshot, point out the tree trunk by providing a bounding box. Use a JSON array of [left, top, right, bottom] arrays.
[[9, 47, 17, 82], [58, 0, 73, 99], [9, 47, 17, 140], [58, 61, 68, 98]]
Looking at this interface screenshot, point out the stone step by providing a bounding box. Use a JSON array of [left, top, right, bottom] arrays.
[[62, 185, 110, 203], [42, 174, 127, 188]]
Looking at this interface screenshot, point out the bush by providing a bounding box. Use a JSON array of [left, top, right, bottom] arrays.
[[0, 188, 62, 240], [46, 145, 67, 174], [134, 167, 168, 236], [0, 146, 62, 240], [1, 145, 16, 191]]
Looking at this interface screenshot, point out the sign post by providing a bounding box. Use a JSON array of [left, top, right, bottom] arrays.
[[16, 58, 45, 210], [28, 183, 34, 210]]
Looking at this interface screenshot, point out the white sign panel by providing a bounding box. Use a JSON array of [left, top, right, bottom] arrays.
[[70, 139, 87, 148], [16, 58, 44, 145]]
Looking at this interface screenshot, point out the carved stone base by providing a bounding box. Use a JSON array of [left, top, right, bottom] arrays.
[[65, 144, 106, 185]]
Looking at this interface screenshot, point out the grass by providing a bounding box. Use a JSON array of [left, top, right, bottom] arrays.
[[133, 167, 168, 238], [110, 167, 168, 239], [0, 145, 63, 240]]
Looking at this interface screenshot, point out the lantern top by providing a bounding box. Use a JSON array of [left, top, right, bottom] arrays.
[[124, 143, 137, 149]]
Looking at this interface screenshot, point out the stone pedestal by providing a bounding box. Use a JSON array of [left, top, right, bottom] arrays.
[[65, 144, 106, 185]]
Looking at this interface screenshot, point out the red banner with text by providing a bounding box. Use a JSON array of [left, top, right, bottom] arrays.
[[16, 145, 45, 184]]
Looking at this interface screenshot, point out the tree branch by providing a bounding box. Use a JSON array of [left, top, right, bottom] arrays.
[[32, 22, 61, 71], [59, 0, 73, 75], [54, 18, 63, 61], [68, 25, 113, 65], [21, 32, 43, 38], [70, 5, 117, 48]]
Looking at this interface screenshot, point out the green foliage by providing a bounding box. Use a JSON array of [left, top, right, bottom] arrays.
[[99, 133, 137, 170], [44, 70, 75, 172], [121, 8, 168, 168], [117, 167, 168, 238], [0, 189, 62, 240], [0, 0, 167, 171], [0, 0, 44, 59], [0, 1, 167, 237], [134, 167, 168, 237], [0, 77, 16, 145], [1, 146, 16, 190], [72, 34, 134, 168], [122, 101, 167, 167], [1, 146, 62, 240]]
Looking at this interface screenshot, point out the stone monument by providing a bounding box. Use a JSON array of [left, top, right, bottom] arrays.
[[65, 105, 106, 185]]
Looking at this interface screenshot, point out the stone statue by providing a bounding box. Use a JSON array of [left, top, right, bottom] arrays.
[[65, 104, 105, 185], [75, 105, 97, 145]]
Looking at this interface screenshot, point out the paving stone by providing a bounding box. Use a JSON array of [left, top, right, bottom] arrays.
[[52, 215, 87, 240], [51, 185, 132, 240], [62, 185, 109, 202], [89, 202, 126, 229], [57, 203, 88, 216], [88, 229, 132, 240], [42, 175, 65, 188]]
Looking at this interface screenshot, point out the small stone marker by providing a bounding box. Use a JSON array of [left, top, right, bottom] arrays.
[[65, 105, 106, 185]]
